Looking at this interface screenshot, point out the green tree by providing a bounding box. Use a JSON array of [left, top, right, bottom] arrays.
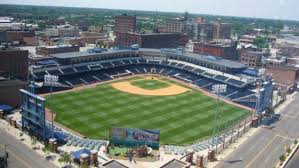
[[59, 152, 72, 166], [254, 36, 269, 49], [279, 154, 285, 163]]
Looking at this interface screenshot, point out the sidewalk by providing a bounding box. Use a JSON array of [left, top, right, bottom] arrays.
[[0, 119, 67, 168], [207, 127, 260, 168], [208, 92, 297, 168]]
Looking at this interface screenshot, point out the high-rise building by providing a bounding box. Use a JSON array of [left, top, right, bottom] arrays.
[[213, 23, 232, 39], [0, 47, 29, 80], [114, 14, 136, 33], [193, 23, 214, 42], [165, 18, 186, 33]]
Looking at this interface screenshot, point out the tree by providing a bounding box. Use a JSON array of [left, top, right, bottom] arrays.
[[59, 152, 72, 166], [279, 154, 285, 163], [286, 147, 291, 155], [254, 36, 269, 49], [294, 139, 298, 145]]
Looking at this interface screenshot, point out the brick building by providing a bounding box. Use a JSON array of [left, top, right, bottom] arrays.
[[193, 23, 214, 42], [0, 47, 29, 80], [80, 32, 109, 44], [165, 18, 186, 33], [264, 58, 299, 90], [240, 50, 263, 68], [193, 41, 238, 60], [64, 37, 85, 47], [114, 14, 136, 33], [265, 65, 299, 89], [45, 27, 80, 37], [6, 30, 35, 43], [36, 45, 80, 56], [23, 36, 38, 45], [115, 32, 185, 49], [0, 78, 25, 107]]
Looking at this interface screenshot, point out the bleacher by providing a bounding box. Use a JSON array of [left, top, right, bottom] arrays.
[[47, 70, 62, 75], [61, 68, 76, 74], [32, 57, 255, 108], [214, 75, 229, 81], [227, 79, 246, 87], [74, 66, 89, 72], [89, 64, 102, 70]]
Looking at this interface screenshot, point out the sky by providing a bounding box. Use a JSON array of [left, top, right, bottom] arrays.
[[1, 0, 299, 21]]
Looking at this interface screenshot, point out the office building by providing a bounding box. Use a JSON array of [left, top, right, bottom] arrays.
[[213, 23, 232, 39], [240, 50, 264, 68], [114, 14, 136, 33], [0, 47, 29, 80]]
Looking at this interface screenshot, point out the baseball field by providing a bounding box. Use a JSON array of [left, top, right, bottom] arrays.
[[46, 76, 250, 145]]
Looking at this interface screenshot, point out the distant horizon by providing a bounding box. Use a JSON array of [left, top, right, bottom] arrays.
[[0, 0, 299, 21], [1, 3, 298, 22]]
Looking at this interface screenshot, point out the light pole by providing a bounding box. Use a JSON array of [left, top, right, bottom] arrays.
[[44, 74, 59, 138], [211, 84, 227, 152]]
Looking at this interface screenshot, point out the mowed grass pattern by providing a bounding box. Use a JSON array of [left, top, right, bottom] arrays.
[[131, 79, 170, 90], [47, 79, 250, 145]]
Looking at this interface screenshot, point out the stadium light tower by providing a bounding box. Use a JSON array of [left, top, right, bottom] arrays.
[[211, 84, 227, 151], [44, 74, 59, 138]]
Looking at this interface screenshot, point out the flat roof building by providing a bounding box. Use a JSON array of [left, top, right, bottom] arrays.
[[115, 32, 185, 49], [193, 41, 238, 60], [36, 45, 80, 56]]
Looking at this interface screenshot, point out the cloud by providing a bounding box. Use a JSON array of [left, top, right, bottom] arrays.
[[279, 0, 287, 6]]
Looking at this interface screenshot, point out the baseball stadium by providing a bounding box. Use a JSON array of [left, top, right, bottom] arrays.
[[30, 47, 262, 156]]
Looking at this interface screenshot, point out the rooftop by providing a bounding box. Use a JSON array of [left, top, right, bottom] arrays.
[[50, 48, 245, 69], [102, 160, 129, 168], [51, 49, 135, 59], [160, 159, 188, 168]]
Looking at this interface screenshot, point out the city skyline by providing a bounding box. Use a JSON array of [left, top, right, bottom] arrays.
[[0, 0, 299, 21]]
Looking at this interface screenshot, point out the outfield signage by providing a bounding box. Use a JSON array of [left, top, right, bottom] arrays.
[[109, 128, 160, 149]]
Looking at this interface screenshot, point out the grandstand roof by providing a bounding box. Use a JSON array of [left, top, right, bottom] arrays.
[[102, 160, 129, 168], [71, 148, 91, 160], [51, 48, 245, 69], [51, 49, 136, 59], [160, 159, 188, 168], [186, 53, 245, 69]]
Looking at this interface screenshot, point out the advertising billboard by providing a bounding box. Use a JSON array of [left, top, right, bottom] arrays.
[[109, 128, 160, 149]]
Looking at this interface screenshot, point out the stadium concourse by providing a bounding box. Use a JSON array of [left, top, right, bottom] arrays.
[[29, 48, 258, 167]]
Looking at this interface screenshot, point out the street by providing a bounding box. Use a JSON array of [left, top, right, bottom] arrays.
[[216, 93, 299, 168], [286, 148, 299, 168], [0, 128, 57, 168]]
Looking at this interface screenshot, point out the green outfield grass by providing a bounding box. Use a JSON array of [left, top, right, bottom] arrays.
[[131, 79, 170, 90], [46, 77, 250, 145]]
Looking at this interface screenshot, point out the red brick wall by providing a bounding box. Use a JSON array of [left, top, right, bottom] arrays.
[[0, 50, 29, 80], [265, 67, 298, 86]]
